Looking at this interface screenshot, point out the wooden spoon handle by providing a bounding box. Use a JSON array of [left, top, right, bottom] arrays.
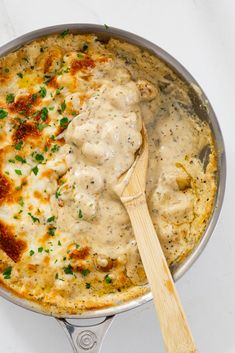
[[123, 193, 198, 353]]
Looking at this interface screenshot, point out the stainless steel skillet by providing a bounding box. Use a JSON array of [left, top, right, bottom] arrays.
[[0, 24, 226, 353]]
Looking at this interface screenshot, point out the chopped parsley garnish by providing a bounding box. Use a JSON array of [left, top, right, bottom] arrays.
[[0, 109, 8, 119], [75, 244, 80, 249], [58, 240, 62, 246], [6, 93, 14, 104], [4, 68, 9, 73], [40, 107, 48, 121], [8, 159, 15, 163], [55, 189, 61, 199], [32, 166, 39, 175], [28, 212, 40, 223], [55, 87, 64, 95], [3, 266, 12, 279], [36, 123, 48, 131], [18, 197, 24, 207], [17, 72, 23, 78], [38, 247, 43, 253], [78, 209, 83, 219], [48, 227, 56, 236], [59, 29, 69, 38], [15, 155, 26, 163], [60, 101, 66, 113], [39, 86, 47, 98], [35, 153, 44, 162], [32, 93, 38, 102], [15, 141, 23, 150], [47, 216, 55, 223], [81, 269, 90, 277], [59, 117, 69, 127], [51, 144, 60, 153], [86, 283, 91, 289], [105, 274, 112, 284], [64, 264, 73, 275], [29, 250, 35, 256], [15, 169, 22, 176]]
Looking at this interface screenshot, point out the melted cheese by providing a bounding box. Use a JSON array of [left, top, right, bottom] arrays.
[[0, 33, 217, 315]]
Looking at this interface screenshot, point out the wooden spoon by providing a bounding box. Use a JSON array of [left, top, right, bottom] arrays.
[[118, 124, 198, 353]]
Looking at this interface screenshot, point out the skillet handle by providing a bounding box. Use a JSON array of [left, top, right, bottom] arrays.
[[57, 316, 114, 353]]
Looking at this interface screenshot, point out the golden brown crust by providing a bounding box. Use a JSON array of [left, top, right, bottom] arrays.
[[0, 221, 26, 262]]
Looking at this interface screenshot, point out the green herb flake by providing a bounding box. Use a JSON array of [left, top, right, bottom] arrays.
[[40, 107, 48, 121], [8, 159, 15, 163], [83, 43, 88, 51], [48, 227, 56, 236], [51, 144, 60, 153], [81, 269, 90, 277], [38, 247, 43, 253], [28, 212, 40, 223], [15, 155, 26, 163], [35, 153, 44, 162], [6, 93, 14, 104], [0, 109, 8, 119], [61, 101, 66, 112], [59, 117, 69, 128], [59, 29, 69, 38], [18, 197, 24, 207], [47, 216, 55, 223], [58, 240, 62, 246], [15, 169, 22, 176], [39, 86, 47, 98], [3, 266, 12, 279], [105, 274, 112, 284], [29, 250, 35, 256], [36, 123, 48, 131], [45, 249, 50, 254], [78, 209, 83, 219], [32, 166, 39, 176], [75, 244, 80, 249], [64, 264, 73, 275], [55, 189, 61, 199], [32, 93, 38, 102], [17, 72, 23, 78], [85, 282, 91, 289], [15, 141, 23, 150], [55, 87, 62, 95]]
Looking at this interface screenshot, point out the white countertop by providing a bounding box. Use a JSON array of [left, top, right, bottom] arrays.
[[0, 1, 234, 352]]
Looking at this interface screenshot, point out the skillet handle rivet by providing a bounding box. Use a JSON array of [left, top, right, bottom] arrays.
[[77, 330, 97, 350]]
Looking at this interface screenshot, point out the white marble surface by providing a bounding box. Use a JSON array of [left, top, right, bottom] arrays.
[[0, 1, 234, 352]]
